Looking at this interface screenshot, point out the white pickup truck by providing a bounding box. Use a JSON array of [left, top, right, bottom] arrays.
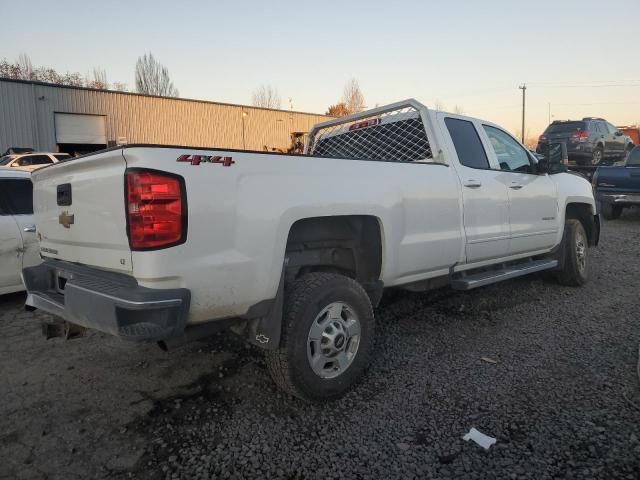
[[23, 100, 599, 401]]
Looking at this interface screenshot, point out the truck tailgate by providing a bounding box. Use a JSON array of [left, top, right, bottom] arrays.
[[31, 149, 132, 273]]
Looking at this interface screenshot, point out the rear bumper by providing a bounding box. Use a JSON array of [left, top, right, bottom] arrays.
[[597, 192, 640, 205], [22, 260, 190, 341]]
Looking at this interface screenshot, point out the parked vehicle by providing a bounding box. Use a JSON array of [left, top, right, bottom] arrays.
[[537, 118, 633, 166], [0, 168, 40, 295], [592, 145, 640, 219], [23, 100, 600, 401], [617, 125, 640, 147], [0, 152, 71, 172]]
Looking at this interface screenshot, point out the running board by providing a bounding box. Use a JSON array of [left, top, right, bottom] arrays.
[[451, 259, 558, 291]]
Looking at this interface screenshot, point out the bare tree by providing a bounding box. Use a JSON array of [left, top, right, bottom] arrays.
[[453, 105, 465, 114], [252, 85, 282, 109], [135, 53, 179, 97], [86, 68, 108, 89], [326, 102, 351, 117], [342, 78, 365, 114], [433, 100, 445, 111], [16, 53, 33, 80]]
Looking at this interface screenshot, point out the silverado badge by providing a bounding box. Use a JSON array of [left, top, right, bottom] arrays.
[[58, 211, 75, 229]]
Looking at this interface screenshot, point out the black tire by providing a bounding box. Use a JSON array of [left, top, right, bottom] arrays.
[[556, 219, 589, 286], [591, 145, 604, 165], [601, 202, 622, 220], [265, 272, 375, 402]]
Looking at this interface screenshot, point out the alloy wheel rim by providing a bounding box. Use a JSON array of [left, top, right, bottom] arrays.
[[592, 150, 602, 164], [307, 302, 361, 379]]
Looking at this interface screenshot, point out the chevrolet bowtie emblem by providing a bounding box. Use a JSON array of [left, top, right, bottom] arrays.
[[59, 211, 74, 228]]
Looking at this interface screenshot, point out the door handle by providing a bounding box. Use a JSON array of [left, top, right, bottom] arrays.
[[463, 180, 482, 188], [509, 183, 523, 190], [23, 225, 36, 233]]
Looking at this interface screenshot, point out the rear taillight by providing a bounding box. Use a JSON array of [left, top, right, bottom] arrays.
[[538, 134, 547, 142], [126, 169, 186, 250]]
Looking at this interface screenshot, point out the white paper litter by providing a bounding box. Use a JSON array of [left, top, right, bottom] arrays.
[[462, 428, 496, 450]]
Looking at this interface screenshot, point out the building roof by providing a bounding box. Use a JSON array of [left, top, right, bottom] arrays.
[[0, 77, 331, 118]]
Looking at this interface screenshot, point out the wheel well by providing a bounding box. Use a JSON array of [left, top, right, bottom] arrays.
[[566, 203, 598, 246], [284, 215, 383, 305]]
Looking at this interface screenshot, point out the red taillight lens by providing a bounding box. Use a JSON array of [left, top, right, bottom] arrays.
[[126, 169, 186, 250], [572, 131, 590, 139], [538, 134, 546, 141]]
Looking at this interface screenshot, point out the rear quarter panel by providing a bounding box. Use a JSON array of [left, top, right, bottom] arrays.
[[123, 147, 463, 324]]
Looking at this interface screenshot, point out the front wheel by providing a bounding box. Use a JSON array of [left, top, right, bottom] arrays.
[[265, 272, 375, 401], [556, 219, 589, 286]]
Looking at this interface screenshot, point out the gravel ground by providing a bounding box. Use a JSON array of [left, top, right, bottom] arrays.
[[2, 210, 639, 480]]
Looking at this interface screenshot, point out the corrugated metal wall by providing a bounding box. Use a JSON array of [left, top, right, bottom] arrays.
[[0, 79, 330, 154]]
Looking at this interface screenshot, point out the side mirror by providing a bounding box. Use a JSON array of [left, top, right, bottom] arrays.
[[615, 131, 623, 136], [536, 141, 568, 174]]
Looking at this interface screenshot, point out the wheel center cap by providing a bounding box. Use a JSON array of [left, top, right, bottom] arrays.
[[334, 334, 345, 349]]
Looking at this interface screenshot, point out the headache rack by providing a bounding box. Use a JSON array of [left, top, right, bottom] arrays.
[[306, 99, 439, 163]]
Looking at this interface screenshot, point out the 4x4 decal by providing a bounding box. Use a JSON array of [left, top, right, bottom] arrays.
[[177, 154, 234, 167]]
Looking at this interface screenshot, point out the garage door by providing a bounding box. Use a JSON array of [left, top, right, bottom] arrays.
[[54, 113, 106, 144]]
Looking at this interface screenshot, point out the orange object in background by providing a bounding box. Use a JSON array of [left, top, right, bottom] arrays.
[[617, 125, 640, 145]]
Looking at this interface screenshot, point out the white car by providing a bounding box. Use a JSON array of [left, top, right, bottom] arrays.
[[0, 168, 40, 294], [23, 99, 600, 400], [0, 152, 71, 172]]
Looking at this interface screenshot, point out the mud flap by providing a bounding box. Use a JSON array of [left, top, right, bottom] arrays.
[[246, 271, 284, 350]]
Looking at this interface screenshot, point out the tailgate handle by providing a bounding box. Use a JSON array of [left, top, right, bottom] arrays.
[[57, 183, 72, 206]]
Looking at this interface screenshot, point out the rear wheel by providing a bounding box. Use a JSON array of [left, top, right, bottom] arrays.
[[556, 219, 589, 286], [265, 272, 375, 401], [591, 146, 604, 165], [601, 202, 622, 220]]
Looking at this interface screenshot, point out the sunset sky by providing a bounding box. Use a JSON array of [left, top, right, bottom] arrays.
[[3, 0, 639, 137]]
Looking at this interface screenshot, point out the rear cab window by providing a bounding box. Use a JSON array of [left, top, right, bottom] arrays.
[[545, 121, 586, 135]]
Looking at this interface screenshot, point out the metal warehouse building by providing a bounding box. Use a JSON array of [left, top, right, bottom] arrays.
[[0, 78, 330, 156]]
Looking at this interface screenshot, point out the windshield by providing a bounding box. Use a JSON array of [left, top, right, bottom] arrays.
[[627, 146, 640, 166], [546, 122, 586, 135]]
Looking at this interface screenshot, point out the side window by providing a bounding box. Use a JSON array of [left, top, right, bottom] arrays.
[[444, 118, 490, 169], [0, 179, 33, 215], [54, 154, 70, 161], [483, 125, 533, 173], [597, 122, 607, 134], [606, 123, 618, 135], [26, 155, 54, 166]]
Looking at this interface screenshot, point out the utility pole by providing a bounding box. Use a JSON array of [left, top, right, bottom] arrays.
[[519, 84, 527, 143]]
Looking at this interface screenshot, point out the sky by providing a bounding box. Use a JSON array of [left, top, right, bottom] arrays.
[[2, 0, 639, 137]]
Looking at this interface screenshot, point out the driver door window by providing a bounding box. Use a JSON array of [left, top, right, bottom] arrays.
[[482, 126, 533, 173]]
